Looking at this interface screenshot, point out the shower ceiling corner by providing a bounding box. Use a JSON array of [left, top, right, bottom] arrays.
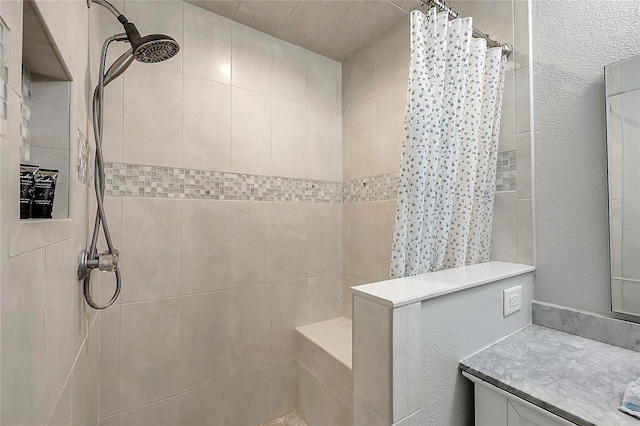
[[184, 0, 421, 62]]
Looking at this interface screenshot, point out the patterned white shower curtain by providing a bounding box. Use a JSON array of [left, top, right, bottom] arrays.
[[389, 8, 506, 279]]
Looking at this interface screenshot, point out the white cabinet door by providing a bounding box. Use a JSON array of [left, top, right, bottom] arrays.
[[462, 372, 575, 426], [475, 383, 507, 426], [507, 399, 569, 426]]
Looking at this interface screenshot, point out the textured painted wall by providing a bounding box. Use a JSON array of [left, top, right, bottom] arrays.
[[420, 273, 534, 425], [533, 0, 640, 315]]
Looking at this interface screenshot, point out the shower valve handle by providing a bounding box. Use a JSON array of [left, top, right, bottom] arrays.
[[78, 249, 120, 280], [98, 250, 119, 272]]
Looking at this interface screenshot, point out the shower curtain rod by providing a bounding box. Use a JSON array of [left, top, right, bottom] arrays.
[[420, 0, 513, 58]]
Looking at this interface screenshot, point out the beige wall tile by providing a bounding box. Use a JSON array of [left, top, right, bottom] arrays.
[[307, 105, 342, 181], [517, 198, 534, 265], [229, 284, 272, 375], [516, 132, 532, 199], [122, 64, 182, 168], [499, 69, 516, 153], [307, 274, 344, 323], [178, 381, 229, 426], [2, 249, 47, 426], [119, 298, 181, 411], [227, 367, 273, 426], [120, 198, 182, 303], [353, 296, 391, 422], [308, 52, 341, 111], [98, 415, 119, 426], [272, 97, 307, 179], [272, 202, 307, 282], [343, 274, 372, 320], [295, 332, 328, 380], [231, 87, 272, 175], [343, 109, 353, 181], [350, 202, 378, 281], [350, 42, 376, 108], [323, 354, 353, 408], [296, 362, 327, 426], [272, 279, 308, 362], [353, 393, 387, 426], [227, 201, 272, 286], [101, 78, 123, 163], [307, 203, 342, 276], [44, 239, 77, 414], [182, 200, 271, 293], [376, 15, 410, 95], [326, 388, 353, 426], [47, 380, 71, 426], [99, 306, 120, 418], [342, 203, 353, 275], [378, 200, 397, 282], [232, 23, 273, 95], [183, 3, 231, 83], [515, 65, 530, 134], [182, 75, 232, 172], [350, 97, 378, 179], [273, 38, 308, 104], [180, 292, 230, 389], [514, 2, 529, 70], [271, 360, 297, 419], [119, 397, 179, 426], [181, 200, 232, 294], [376, 83, 405, 175], [491, 191, 518, 263], [71, 323, 99, 426]]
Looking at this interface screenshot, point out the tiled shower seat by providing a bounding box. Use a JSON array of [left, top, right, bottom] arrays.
[[295, 317, 353, 426]]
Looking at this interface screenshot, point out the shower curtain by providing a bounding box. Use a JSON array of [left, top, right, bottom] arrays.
[[389, 8, 506, 279]]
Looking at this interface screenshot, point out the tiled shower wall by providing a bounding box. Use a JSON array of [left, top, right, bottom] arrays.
[[341, 0, 534, 287], [94, 2, 344, 425], [1, 1, 99, 425]]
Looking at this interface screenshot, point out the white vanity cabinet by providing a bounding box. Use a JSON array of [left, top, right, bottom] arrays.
[[462, 372, 576, 426]]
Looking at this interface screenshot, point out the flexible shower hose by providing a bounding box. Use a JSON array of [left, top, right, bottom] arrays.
[[83, 35, 122, 309]]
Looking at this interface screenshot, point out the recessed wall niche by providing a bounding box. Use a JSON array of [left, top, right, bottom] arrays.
[[21, 0, 71, 219]]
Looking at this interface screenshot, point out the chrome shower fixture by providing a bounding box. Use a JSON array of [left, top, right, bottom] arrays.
[[79, 0, 180, 309]]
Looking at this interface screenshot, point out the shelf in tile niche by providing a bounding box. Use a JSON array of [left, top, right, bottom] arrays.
[[19, 0, 72, 220]]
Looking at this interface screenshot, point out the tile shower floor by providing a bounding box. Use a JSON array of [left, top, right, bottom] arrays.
[[261, 411, 307, 426]]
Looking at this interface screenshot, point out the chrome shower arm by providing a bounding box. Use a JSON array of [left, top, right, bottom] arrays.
[[87, 0, 125, 21]]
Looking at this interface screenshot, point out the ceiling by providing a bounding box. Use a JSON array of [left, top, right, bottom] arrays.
[[185, 0, 423, 62]]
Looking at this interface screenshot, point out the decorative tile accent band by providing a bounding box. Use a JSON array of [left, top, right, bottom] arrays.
[[77, 129, 94, 187], [104, 162, 344, 203], [343, 173, 400, 203], [496, 150, 516, 192]]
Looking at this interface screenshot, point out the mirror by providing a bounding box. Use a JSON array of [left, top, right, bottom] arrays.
[[606, 54, 640, 316]]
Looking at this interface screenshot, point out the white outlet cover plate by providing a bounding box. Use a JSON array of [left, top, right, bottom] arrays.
[[503, 285, 522, 317]]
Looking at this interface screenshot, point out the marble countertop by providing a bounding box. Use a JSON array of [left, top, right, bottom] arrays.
[[460, 325, 640, 426], [351, 261, 534, 308]]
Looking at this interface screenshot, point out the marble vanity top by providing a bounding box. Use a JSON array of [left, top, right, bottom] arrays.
[[460, 324, 640, 426]]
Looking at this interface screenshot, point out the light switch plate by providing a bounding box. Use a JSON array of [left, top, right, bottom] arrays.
[[503, 285, 522, 317]]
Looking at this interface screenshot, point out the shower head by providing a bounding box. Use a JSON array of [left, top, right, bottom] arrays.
[[88, 0, 180, 67], [122, 22, 180, 63], [131, 33, 180, 63]]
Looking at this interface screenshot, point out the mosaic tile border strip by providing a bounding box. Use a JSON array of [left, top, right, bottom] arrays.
[[343, 173, 399, 203], [496, 150, 516, 192], [104, 162, 344, 203], [76, 129, 94, 187]]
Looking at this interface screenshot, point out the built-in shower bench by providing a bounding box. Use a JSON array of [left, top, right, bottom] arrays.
[[294, 317, 353, 425]]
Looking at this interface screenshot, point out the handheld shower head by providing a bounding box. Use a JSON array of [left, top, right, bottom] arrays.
[[122, 22, 180, 63], [132, 34, 180, 63]]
